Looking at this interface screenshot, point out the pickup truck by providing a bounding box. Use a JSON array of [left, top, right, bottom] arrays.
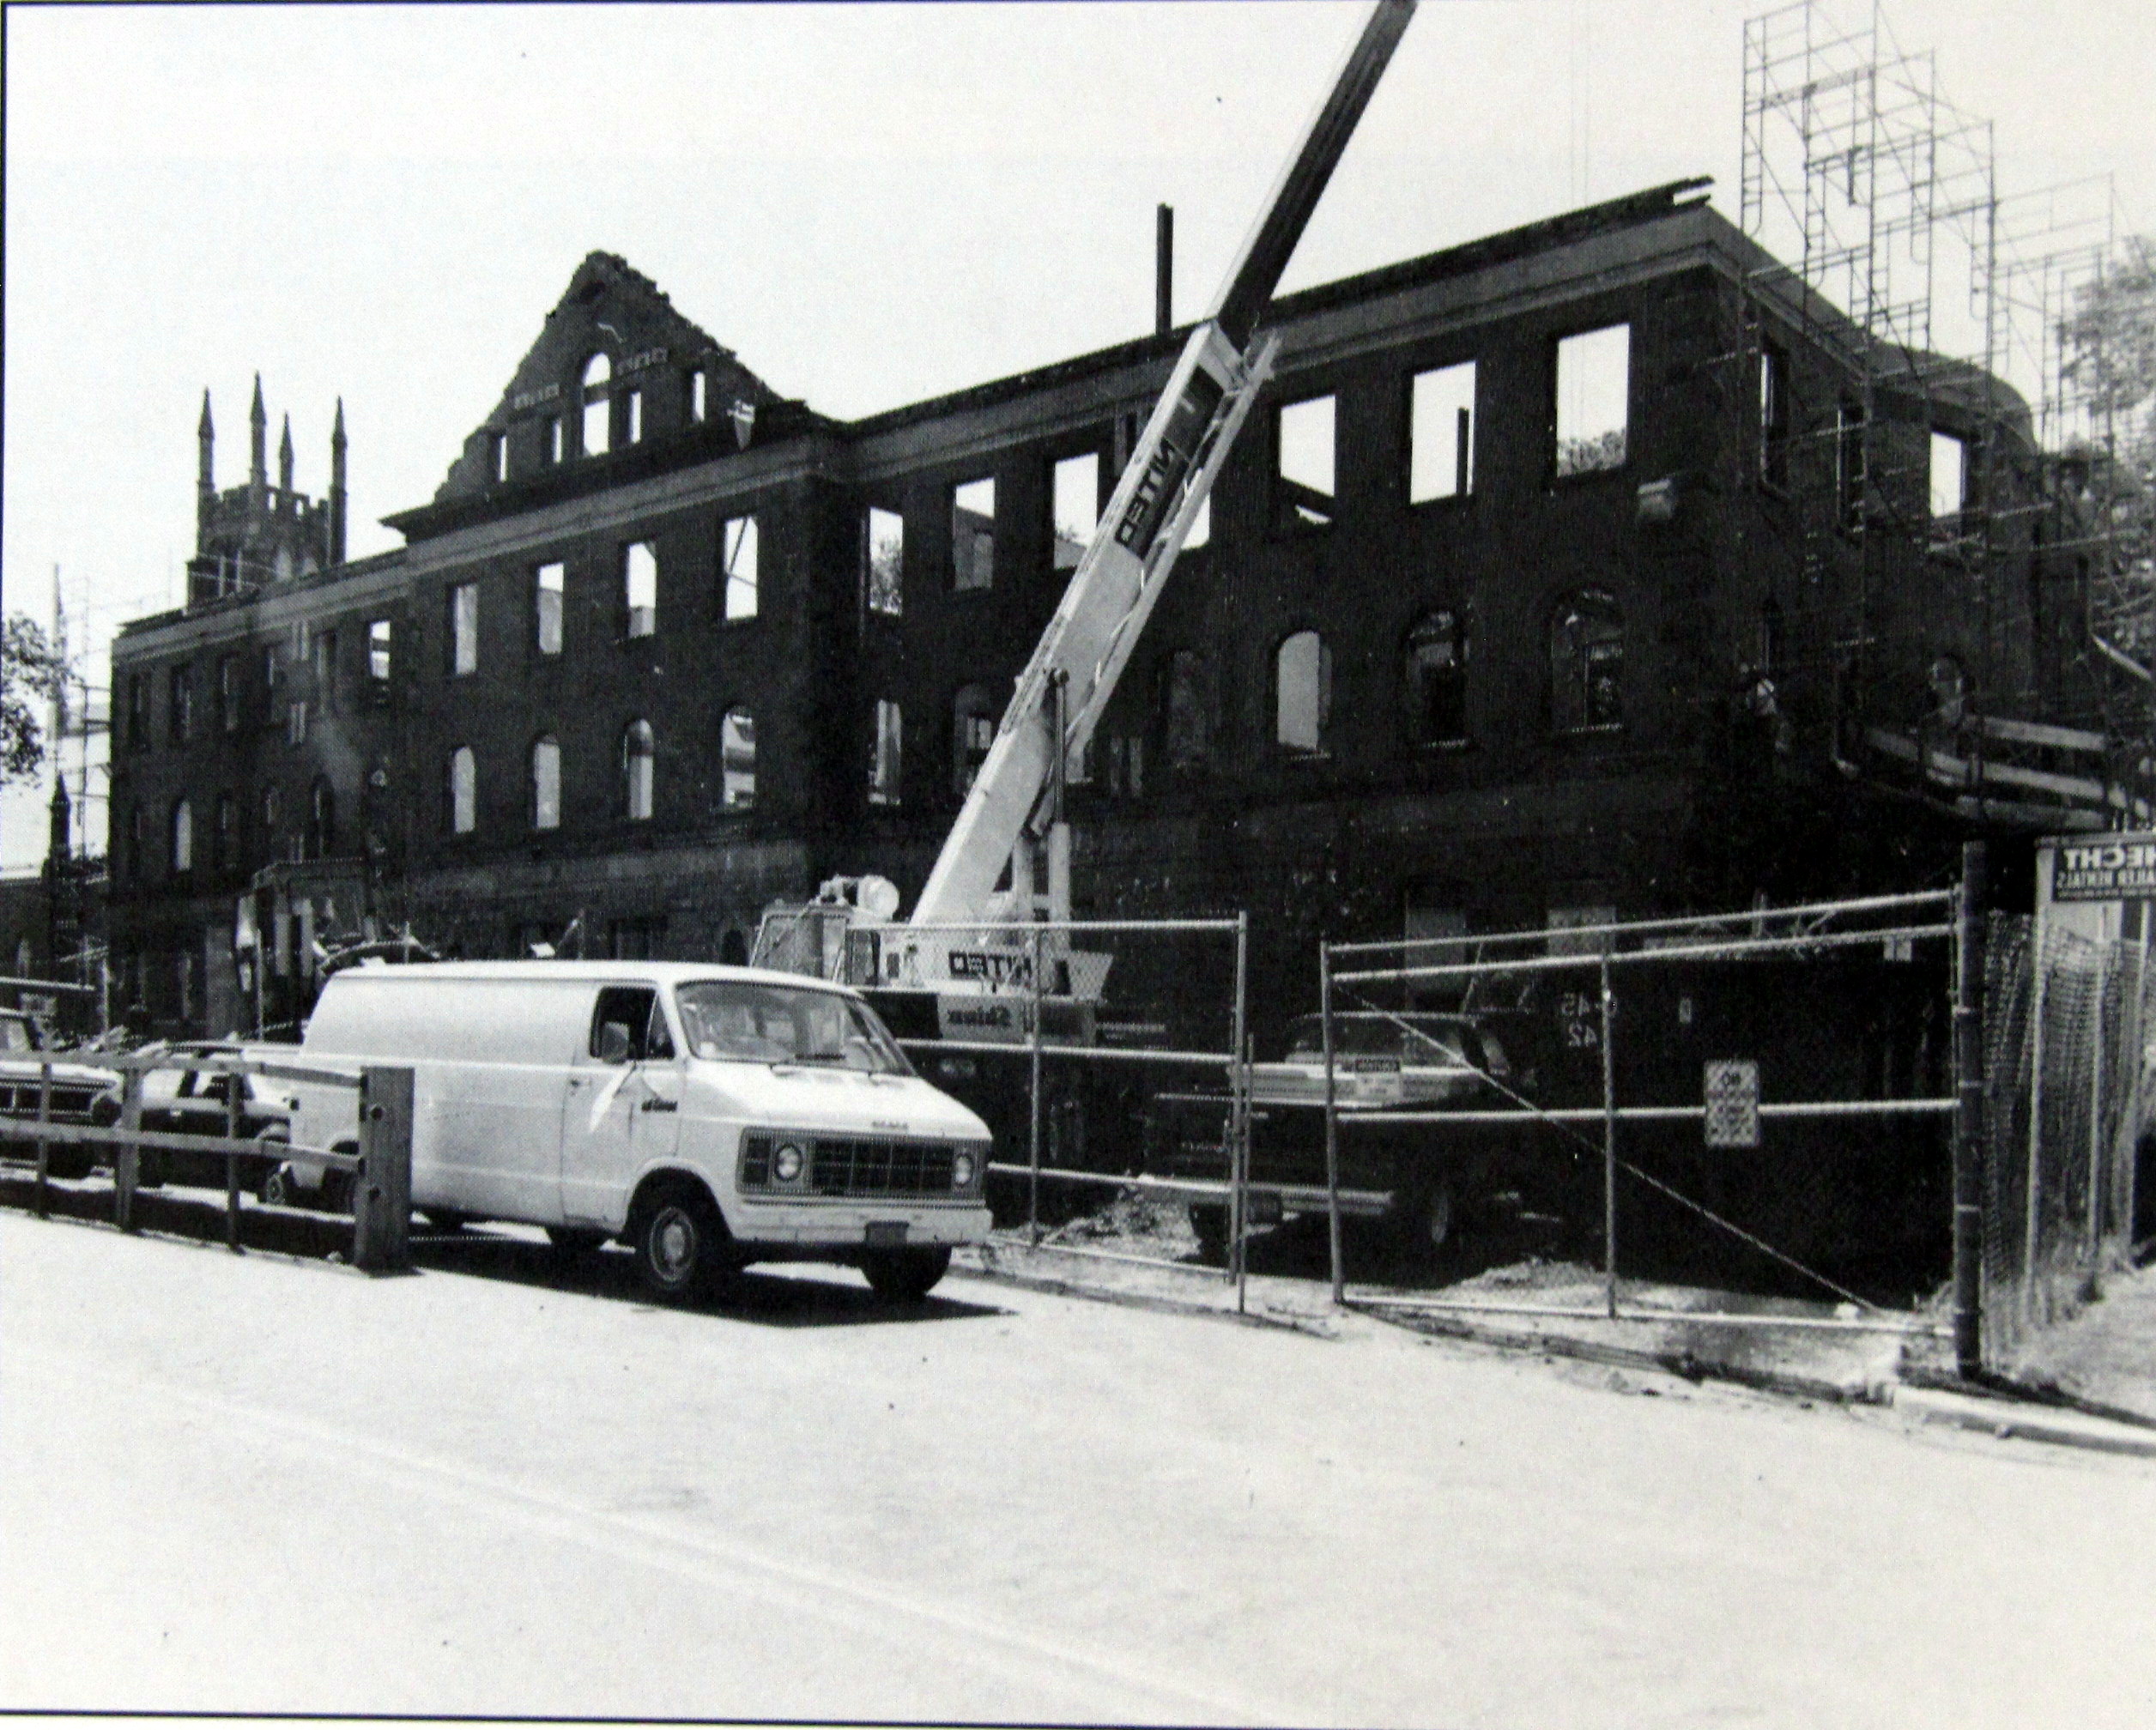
[[0, 1009, 121, 1179], [1143, 1010, 1542, 1264]]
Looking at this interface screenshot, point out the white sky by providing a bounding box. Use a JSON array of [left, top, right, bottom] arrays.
[[5, 0, 2153, 868]]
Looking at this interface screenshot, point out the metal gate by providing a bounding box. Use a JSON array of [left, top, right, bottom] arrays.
[[1315, 874, 1983, 1354]]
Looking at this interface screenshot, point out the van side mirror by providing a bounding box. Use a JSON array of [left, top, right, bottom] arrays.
[[598, 1021, 633, 1064]]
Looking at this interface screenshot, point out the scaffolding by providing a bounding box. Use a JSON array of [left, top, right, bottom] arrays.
[[1739, 0, 2149, 826]]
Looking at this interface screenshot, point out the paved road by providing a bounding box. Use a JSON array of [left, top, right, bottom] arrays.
[[7, 1213, 2156, 1727]]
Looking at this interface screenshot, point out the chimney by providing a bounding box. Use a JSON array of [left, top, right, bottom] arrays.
[[1155, 203, 1174, 338]]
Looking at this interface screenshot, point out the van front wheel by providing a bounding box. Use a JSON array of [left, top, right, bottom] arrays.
[[631, 1187, 729, 1301]]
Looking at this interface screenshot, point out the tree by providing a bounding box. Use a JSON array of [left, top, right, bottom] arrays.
[[2058, 235, 2156, 665], [2, 613, 67, 785]]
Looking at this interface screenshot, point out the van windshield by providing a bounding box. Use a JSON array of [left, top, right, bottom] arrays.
[[674, 981, 912, 1075]]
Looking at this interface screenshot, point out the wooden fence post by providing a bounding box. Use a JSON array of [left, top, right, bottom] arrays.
[[351, 1065, 413, 1275], [115, 1065, 142, 1233], [34, 1061, 51, 1219]]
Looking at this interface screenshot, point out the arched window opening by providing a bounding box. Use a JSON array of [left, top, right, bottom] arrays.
[[581, 353, 612, 457], [1550, 591, 1624, 735], [531, 736, 561, 832], [721, 708, 756, 809], [1162, 650, 1211, 768], [1275, 630, 1331, 755], [171, 800, 193, 874], [1404, 611, 1468, 748], [449, 745, 477, 835], [952, 683, 997, 798], [623, 719, 655, 821]]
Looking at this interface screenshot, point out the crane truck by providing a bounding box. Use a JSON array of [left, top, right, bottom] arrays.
[[755, 0, 1419, 1027]]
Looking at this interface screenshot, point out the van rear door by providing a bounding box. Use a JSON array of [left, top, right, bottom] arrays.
[[560, 983, 682, 1226]]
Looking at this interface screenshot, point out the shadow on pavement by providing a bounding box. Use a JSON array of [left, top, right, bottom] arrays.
[[0, 1169, 1008, 1330]]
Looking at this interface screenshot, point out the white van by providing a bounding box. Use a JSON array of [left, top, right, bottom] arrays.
[[289, 961, 992, 1301]]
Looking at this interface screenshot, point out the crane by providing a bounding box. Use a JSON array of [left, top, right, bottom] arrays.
[[760, 0, 1418, 1001]]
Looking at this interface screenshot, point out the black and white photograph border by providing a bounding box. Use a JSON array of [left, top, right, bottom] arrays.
[[4, 2, 2156, 1726]]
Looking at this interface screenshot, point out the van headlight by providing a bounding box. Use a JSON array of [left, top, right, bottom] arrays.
[[772, 1142, 805, 1183], [952, 1150, 977, 1188]]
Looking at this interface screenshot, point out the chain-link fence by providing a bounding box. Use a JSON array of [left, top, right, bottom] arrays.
[[1316, 892, 1967, 1339], [1980, 912, 2153, 1366], [839, 916, 1257, 1291]]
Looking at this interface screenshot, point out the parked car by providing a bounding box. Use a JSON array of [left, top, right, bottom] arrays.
[[134, 1043, 297, 1194], [1144, 1010, 1542, 1263], [0, 1009, 121, 1179]]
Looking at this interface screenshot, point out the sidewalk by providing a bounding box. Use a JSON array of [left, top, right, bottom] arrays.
[[1998, 1256, 2156, 1425]]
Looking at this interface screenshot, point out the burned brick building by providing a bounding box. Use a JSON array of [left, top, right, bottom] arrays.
[[106, 181, 2139, 1040]]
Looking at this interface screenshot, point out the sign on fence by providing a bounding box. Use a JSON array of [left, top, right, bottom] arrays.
[[1703, 1060, 1762, 1148], [2046, 834, 2156, 904]]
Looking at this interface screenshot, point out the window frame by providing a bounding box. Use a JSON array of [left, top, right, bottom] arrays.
[[1273, 627, 1333, 759], [1403, 609, 1470, 751], [865, 506, 905, 618], [623, 541, 658, 640], [534, 562, 566, 656], [869, 699, 903, 806], [951, 476, 996, 593], [720, 705, 756, 810], [1548, 590, 1626, 737], [1551, 323, 1632, 483], [720, 515, 759, 623], [1273, 394, 1338, 533], [622, 718, 656, 821], [449, 582, 480, 677], [447, 744, 477, 836], [1408, 361, 1477, 506], [530, 735, 562, 832]]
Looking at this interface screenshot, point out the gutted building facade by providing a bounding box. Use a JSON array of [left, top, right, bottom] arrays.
[[107, 182, 2123, 1041]]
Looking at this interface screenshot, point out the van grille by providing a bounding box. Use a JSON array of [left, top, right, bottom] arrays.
[[741, 1133, 966, 1199]]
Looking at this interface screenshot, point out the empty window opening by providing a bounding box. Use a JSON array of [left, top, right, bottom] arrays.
[[170, 800, 193, 874], [622, 719, 656, 820], [690, 370, 708, 422], [1551, 591, 1624, 734], [1275, 630, 1332, 755], [548, 416, 565, 464], [1930, 431, 1969, 522], [1928, 655, 1968, 724], [581, 353, 611, 457], [1275, 396, 1336, 529], [953, 478, 996, 591], [1836, 401, 1867, 529], [866, 508, 904, 616], [627, 389, 644, 445], [1108, 735, 1147, 799], [721, 707, 756, 809], [490, 432, 508, 484], [1051, 453, 1099, 572], [1405, 610, 1469, 747], [313, 628, 337, 711], [219, 656, 239, 733], [128, 674, 148, 748], [308, 780, 336, 858], [953, 683, 997, 797], [170, 666, 193, 743], [1554, 324, 1630, 478], [449, 746, 476, 835], [1183, 491, 1211, 551], [720, 929, 748, 965], [869, 699, 903, 805], [624, 542, 657, 638], [450, 583, 479, 675], [531, 736, 561, 831], [533, 564, 564, 656], [367, 619, 392, 687], [1162, 649, 1210, 768], [1410, 362, 1476, 502], [288, 700, 308, 747], [722, 517, 759, 620], [1759, 344, 1791, 488]]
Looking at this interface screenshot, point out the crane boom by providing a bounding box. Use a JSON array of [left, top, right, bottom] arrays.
[[909, 0, 1416, 929]]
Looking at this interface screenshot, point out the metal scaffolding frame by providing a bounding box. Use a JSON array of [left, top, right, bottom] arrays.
[[1738, 0, 2147, 803]]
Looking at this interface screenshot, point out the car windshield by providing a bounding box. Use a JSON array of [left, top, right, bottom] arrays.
[[0, 1019, 35, 1054], [674, 981, 912, 1076], [1284, 1017, 1472, 1067]]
